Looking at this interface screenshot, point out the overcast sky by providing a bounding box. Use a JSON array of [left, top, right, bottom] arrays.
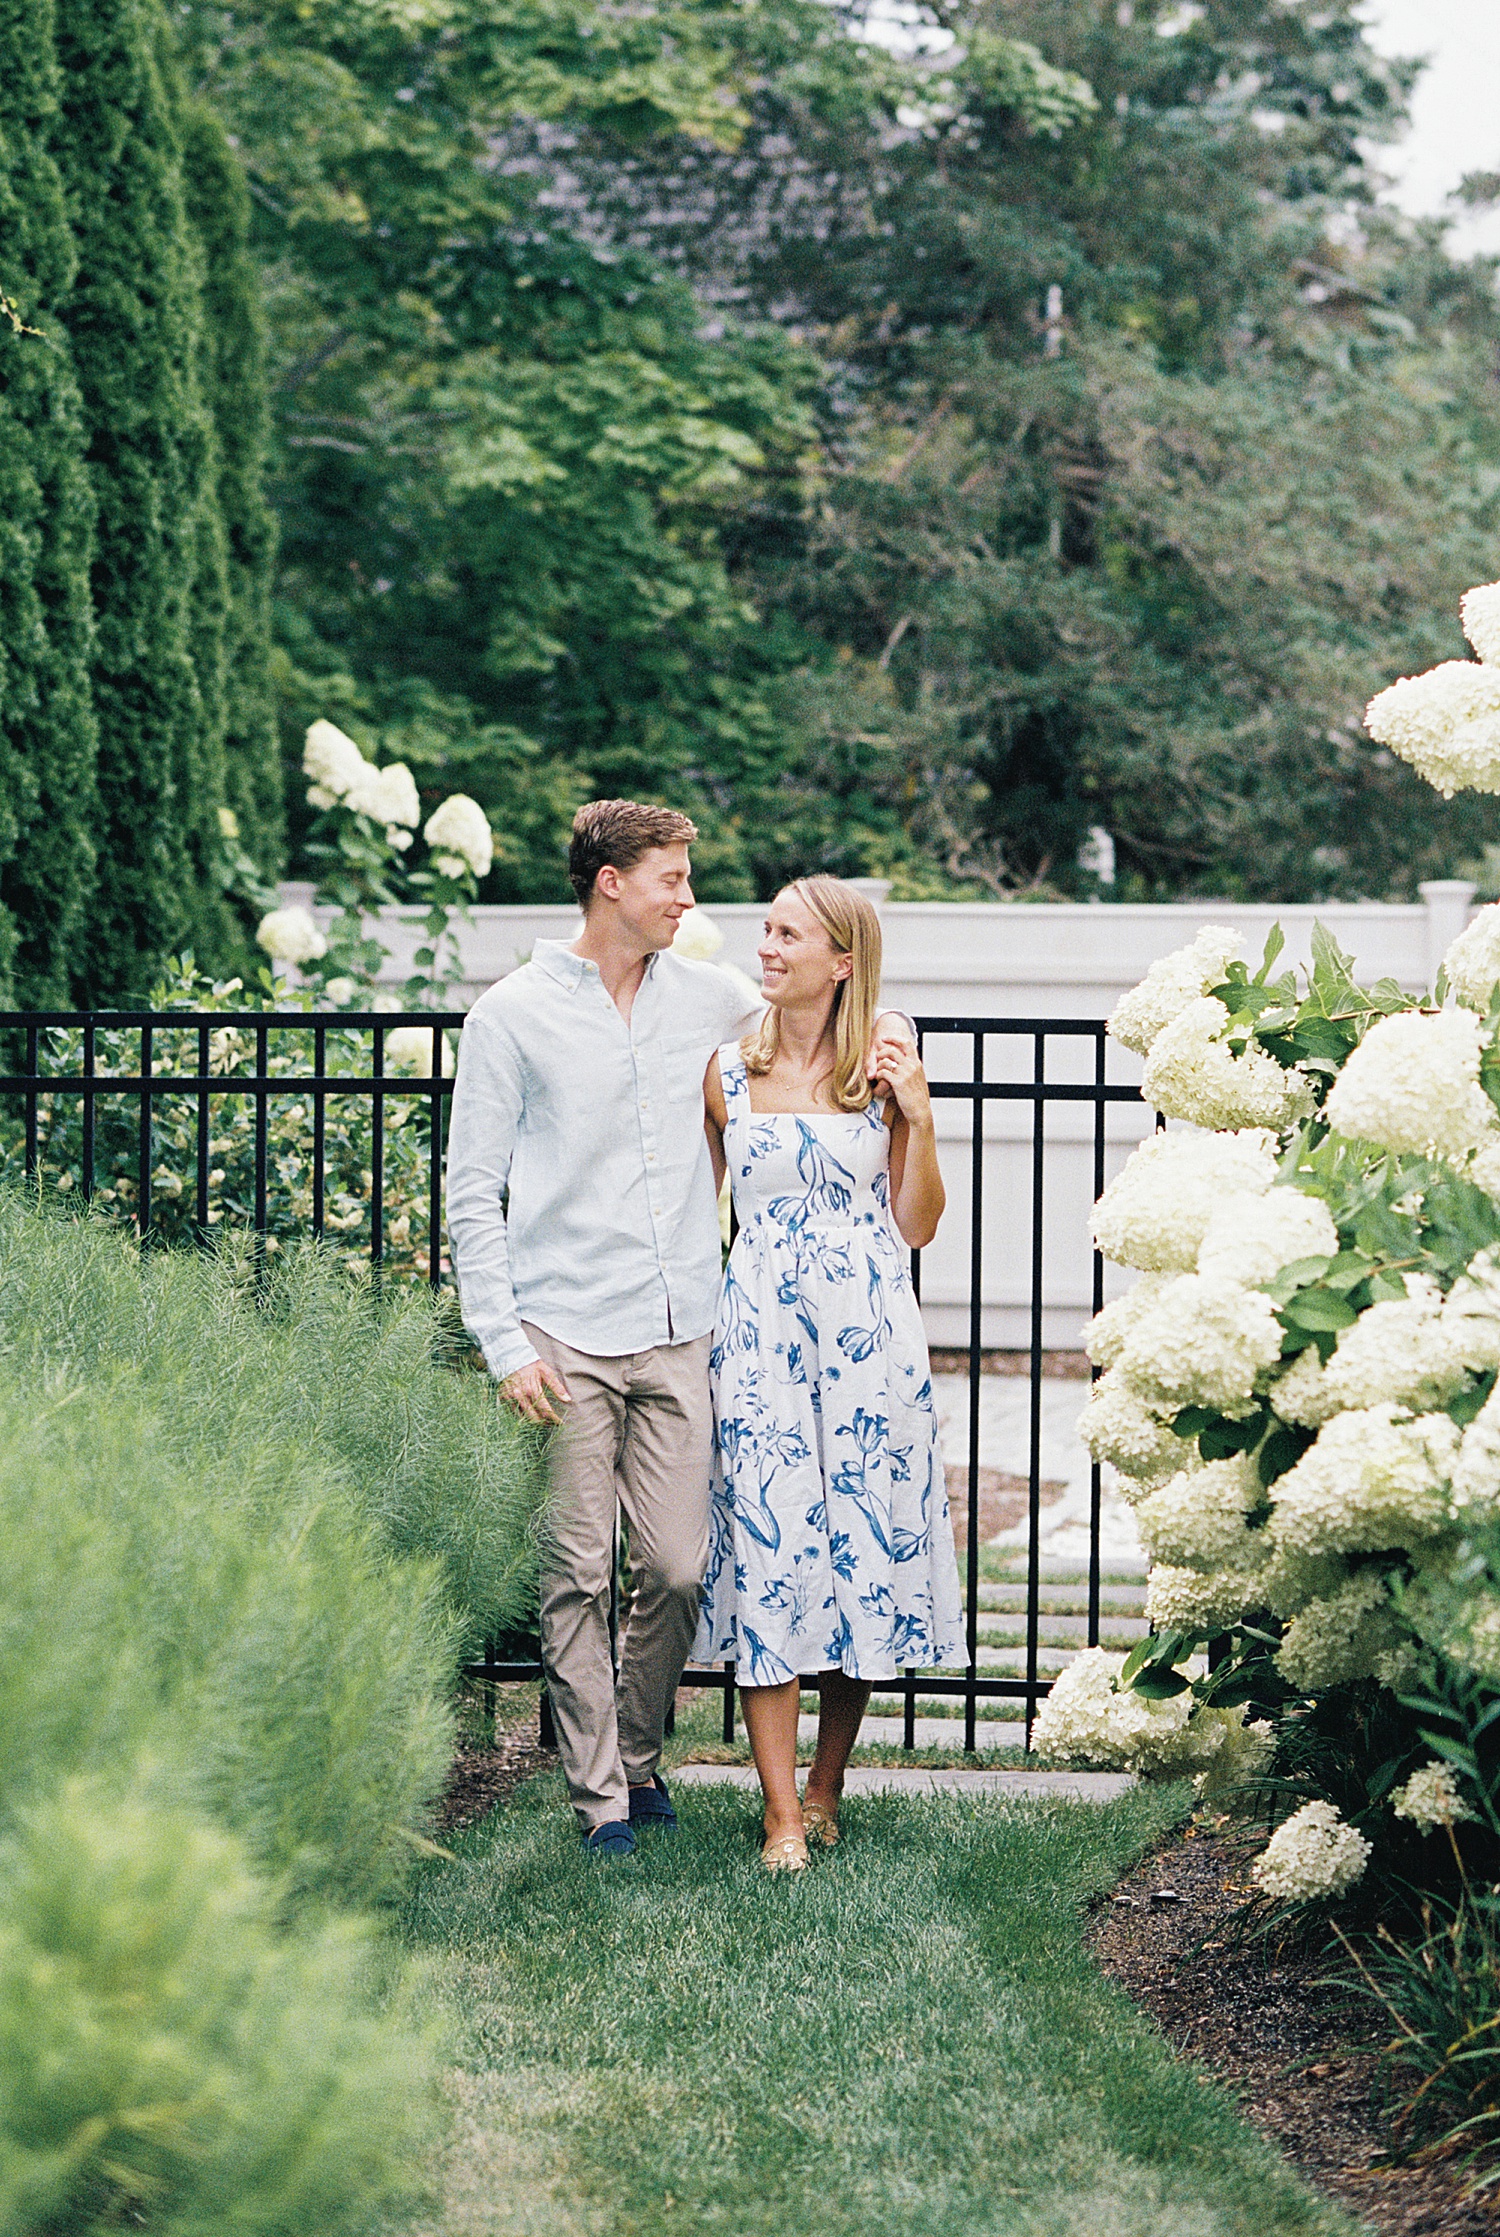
[[1358, 1, 1500, 258]]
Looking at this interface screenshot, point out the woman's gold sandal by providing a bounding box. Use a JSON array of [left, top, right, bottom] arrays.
[[801, 1802, 840, 1848], [761, 1831, 810, 1873]]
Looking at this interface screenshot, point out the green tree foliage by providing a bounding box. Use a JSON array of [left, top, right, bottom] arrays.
[[0, 0, 98, 1006], [181, 0, 1500, 906], [50, 0, 236, 991], [180, 100, 283, 872], [609, 0, 1500, 900]]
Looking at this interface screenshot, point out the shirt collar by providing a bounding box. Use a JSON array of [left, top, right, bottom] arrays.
[[532, 938, 663, 990]]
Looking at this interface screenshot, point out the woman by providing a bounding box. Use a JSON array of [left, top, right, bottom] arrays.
[[695, 877, 963, 1871]]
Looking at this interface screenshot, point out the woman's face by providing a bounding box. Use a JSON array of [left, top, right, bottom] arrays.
[[756, 888, 851, 1010]]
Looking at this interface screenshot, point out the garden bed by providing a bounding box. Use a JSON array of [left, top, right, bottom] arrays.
[[1089, 1822, 1495, 2236]]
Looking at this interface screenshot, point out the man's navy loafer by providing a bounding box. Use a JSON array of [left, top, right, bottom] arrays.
[[583, 1820, 637, 1858], [627, 1773, 678, 1830]]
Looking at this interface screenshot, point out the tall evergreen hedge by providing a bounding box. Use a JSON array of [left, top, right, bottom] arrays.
[[0, 0, 278, 1005], [0, 0, 99, 1008]]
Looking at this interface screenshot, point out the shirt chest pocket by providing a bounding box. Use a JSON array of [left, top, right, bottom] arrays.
[[655, 1031, 710, 1106]]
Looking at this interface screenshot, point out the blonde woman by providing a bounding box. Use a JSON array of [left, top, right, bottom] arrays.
[[694, 878, 963, 1870]]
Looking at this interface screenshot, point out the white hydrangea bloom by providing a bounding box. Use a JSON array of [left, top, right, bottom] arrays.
[[1116, 1273, 1283, 1415], [424, 793, 494, 879], [1251, 1800, 1371, 1902], [1195, 1709, 1275, 1800], [1443, 901, 1500, 1013], [1197, 1188, 1337, 1288], [671, 908, 725, 962], [1031, 1648, 1254, 1777], [1143, 998, 1313, 1134], [1257, 1540, 1350, 1620], [1270, 1342, 1338, 1429], [1391, 1760, 1475, 1829], [1076, 1369, 1183, 1489], [1460, 580, 1500, 666], [1276, 1570, 1402, 1691], [255, 905, 327, 966], [1269, 1403, 1459, 1556], [303, 718, 369, 804], [1135, 1456, 1264, 1570], [384, 1025, 454, 1076], [1092, 1129, 1277, 1272], [1451, 1380, 1500, 1515], [1083, 1276, 1174, 1371], [324, 976, 357, 1007], [1107, 927, 1243, 1056], [1145, 1562, 1264, 1632], [1308, 1293, 1472, 1421], [1365, 660, 1500, 797], [1441, 1251, 1500, 1378], [346, 759, 421, 831], [1324, 1007, 1496, 1161]]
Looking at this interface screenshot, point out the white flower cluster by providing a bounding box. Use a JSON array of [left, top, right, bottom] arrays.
[[1142, 997, 1313, 1133], [1145, 1562, 1264, 1632], [1031, 1647, 1267, 1781], [303, 719, 421, 846], [256, 904, 326, 967], [1091, 1129, 1276, 1272], [1444, 901, 1500, 1014], [1115, 1274, 1283, 1416], [1365, 659, 1500, 798], [1197, 1189, 1336, 1287], [1135, 1457, 1262, 1571], [1390, 1760, 1475, 1830], [1107, 928, 1242, 1056], [1276, 1571, 1400, 1691], [1077, 1371, 1182, 1488], [1251, 1800, 1371, 1902], [1461, 580, 1500, 666], [671, 908, 725, 962], [1324, 1007, 1495, 1161], [423, 793, 494, 880], [1272, 1288, 1475, 1428], [1084, 1276, 1173, 1371], [1451, 1378, 1500, 1515], [383, 1026, 455, 1077], [1269, 1403, 1458, 1556]]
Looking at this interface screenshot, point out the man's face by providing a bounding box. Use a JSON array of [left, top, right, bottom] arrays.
[[595, 844, 695, 950]]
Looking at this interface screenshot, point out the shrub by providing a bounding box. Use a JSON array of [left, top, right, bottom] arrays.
[[0, 1787, 430, 2237], [0, 1194, 544, 2232]]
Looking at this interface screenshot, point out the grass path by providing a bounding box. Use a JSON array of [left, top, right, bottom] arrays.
[[399, 1775, 1358, 2237]]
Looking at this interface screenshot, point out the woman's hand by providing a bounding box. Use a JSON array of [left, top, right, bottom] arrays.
[[872, 1038, 933, 1131]]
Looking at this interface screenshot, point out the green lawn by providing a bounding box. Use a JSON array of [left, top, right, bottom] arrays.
[[397, 1774, 1358, 2237]]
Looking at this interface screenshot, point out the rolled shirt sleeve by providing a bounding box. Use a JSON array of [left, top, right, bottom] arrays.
[[445, 1006, 538, 1382]]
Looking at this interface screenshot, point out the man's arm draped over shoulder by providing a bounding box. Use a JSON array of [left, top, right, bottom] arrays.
[[445, 1006, 538, 1382]]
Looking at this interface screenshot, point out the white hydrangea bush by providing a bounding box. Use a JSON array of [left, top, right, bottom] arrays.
[[1067, 874, 1500, 1873]]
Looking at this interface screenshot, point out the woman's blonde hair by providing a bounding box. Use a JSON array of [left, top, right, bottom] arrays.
[[742, 876, 882, 1110]]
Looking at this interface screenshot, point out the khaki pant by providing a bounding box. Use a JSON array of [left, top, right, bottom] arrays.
[[524, 1324, 713, 1832]]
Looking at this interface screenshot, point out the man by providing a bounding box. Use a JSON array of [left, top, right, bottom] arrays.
[[446, 800, 912, 1855]]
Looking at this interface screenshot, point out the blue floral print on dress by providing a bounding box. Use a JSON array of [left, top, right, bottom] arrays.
[[694, 1045, 963, 1683]]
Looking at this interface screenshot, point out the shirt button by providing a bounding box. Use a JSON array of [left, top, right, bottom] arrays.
[[646, 1153, 656, 1164]]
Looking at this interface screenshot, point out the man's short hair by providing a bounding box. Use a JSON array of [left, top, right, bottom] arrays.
[[568, 799, 698, 907]]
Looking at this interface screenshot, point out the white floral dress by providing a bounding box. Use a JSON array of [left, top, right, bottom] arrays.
[[693, 1046, 963, 1684]]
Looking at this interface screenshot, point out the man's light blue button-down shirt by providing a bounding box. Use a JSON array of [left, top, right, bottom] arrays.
[[446, 939, 762, 1380]]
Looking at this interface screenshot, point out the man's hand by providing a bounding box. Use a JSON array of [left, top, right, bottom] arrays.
[[499, 1357, 572, 1426]]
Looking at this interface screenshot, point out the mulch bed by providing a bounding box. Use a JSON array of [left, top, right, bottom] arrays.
[[436, 1725, 557, 1832], [1089, 1822, 1498, 2234], [947, 1464, 1066, 1545]]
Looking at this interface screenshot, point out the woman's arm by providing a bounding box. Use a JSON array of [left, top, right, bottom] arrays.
[[703, 1052, 728, 1194], [875, 1047, 945, 1249]]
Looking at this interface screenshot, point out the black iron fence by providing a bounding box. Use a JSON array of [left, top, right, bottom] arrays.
[[0, 1008, 1142, 1747]]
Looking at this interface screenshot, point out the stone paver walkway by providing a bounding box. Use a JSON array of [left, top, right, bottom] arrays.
[[672, 1764, 1135, 1800]]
